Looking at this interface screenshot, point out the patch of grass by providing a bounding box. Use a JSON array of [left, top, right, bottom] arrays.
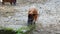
[[0, 25, 35, 34], [0, 27, 16, 34], [4, 27, 13, 31], [16, 25, 36, 34]]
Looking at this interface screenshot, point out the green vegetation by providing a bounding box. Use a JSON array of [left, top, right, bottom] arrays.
[[16, 25, 35, 34], [0, 25, 35, 34]]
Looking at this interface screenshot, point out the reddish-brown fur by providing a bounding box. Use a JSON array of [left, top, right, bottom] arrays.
[[2, 0, 16, 5], [28, 8, 38, 21]]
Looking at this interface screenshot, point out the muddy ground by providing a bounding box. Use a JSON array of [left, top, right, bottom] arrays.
[[0, 0, 60, 34]]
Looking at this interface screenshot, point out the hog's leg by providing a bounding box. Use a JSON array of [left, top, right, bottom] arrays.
[[14, 2, 16, 5], [2, 2, 4, 5], [10, 2, 12, 5], [13, 0, 16, 5]]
